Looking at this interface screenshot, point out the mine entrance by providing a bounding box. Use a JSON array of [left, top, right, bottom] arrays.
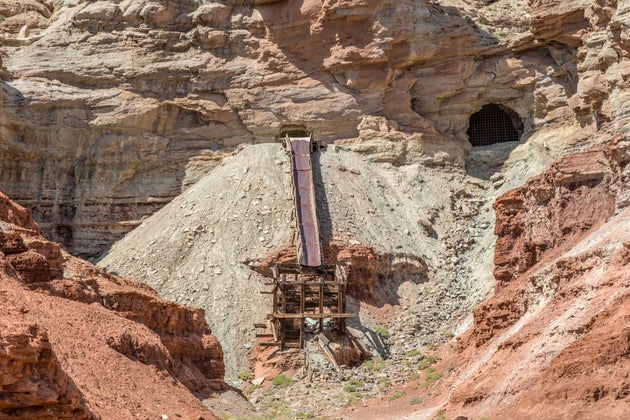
[[467, 104, 521, 146]]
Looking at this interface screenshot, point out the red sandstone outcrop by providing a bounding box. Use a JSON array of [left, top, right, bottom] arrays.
[[446, 138, 630, 417], [0, 191, 223, 419], [343, 136, 630, 419], [493, 136, 629, 286]]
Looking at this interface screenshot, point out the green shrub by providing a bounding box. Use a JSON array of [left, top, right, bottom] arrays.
[[410, 396, 423, 405], [237, 371, 253, 381], [375, 325, 390, 339], [348, 378, 364, 386], [346, 393, 364, 405], [271, 374, 294, 388], [417, 355, 438, 370], [435, 409, 448, 420], [344, 385, 358, 393], [405, 349, 421, 357], [364, 357, 386, 372], [389, 390, 406, 401], [422, 370, 443, 388], [377, 377, 392, 390]]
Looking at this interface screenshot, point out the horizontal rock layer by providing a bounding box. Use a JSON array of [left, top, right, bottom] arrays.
[[3, 0, 628, 256]]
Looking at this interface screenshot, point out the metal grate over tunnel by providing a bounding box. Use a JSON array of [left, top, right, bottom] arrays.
[[467, 104, 520, 146]]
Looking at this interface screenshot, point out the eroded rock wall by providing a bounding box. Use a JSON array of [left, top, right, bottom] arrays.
[[0, 0, 604, 257], [441, 137, 630, 417], [0, 190, 224, 419]]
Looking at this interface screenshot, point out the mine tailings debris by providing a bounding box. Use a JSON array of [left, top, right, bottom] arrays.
[[255, 129, 362, 373]]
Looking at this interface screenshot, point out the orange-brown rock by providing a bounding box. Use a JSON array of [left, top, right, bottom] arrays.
[[444, 138, 630, 417], [493, 138, 627, 285], [0, 191, 224, 419], [343, 136, 630, 419]]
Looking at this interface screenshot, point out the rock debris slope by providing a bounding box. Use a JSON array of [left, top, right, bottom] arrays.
[[98, 142, 475, 376], [0, 191, 224, 419], [340, 135, 629, 420]]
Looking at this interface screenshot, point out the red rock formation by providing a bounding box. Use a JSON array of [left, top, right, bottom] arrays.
[[493, 138, 627, 286], [0, 191, 223, 419], [0, 301, 93, 420], [445, 137, 630, 417], [345, 137, 630, 419]]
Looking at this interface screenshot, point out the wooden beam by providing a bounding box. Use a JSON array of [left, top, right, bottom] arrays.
[[270, 313, 357, 319]]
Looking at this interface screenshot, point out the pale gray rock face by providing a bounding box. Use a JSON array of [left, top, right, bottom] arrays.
[[1, 0, 629, 260]]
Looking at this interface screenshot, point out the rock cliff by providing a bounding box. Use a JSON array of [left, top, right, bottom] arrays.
[[2, 0, 630, 417], [0, 0, 614, 257], [0, 191, 224, 419]]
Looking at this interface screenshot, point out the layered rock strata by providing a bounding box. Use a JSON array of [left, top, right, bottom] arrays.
[[444, 137, 630, 417], [0, 0, 610, 256], [0, 191, 224, 419]]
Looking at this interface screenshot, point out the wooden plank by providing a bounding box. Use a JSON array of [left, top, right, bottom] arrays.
[[256, 333, 274, 338], [270, 313, 357, 319], [253, 323, 267, 329]]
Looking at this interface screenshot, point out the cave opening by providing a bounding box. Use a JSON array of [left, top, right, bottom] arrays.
[[467, 104, 522, 147]]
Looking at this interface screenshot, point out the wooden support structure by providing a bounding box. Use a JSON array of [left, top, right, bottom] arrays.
[[255, 128, 355, 352], [258, 263, 355, 350]]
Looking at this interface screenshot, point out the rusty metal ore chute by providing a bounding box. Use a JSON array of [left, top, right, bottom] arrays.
[[255, 130, 356, 351]]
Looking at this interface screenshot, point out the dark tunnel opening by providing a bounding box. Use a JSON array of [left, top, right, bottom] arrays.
[[467, 104, 522, 147]]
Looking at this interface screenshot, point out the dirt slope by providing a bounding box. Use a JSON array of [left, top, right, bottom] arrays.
[[0, 191, 223, 419], [341, 136, 630, 419]]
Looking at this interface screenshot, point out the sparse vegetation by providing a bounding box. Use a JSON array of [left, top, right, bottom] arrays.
[[344, 379, 363, 393], [244, 384, 261, 396], [237, 371, 253, 381], [405, 349, 421, 357], [443, 330, 455, 339], [346, 392, 364, 405], [410, 396, 423, 405], [389, 390, 406, 401], [423, 367, 443, 388], [375, 325, 390, 339], [271, 374, 294, 388], [417, 354, 438, 370], [364, 357, 386, 372], [262, 400, 292, 419], [377, 377, 392, 390]]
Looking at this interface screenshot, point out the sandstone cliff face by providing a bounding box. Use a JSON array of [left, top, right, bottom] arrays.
[[0, 191, 223, 419], [0, 0, 612, 257]]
